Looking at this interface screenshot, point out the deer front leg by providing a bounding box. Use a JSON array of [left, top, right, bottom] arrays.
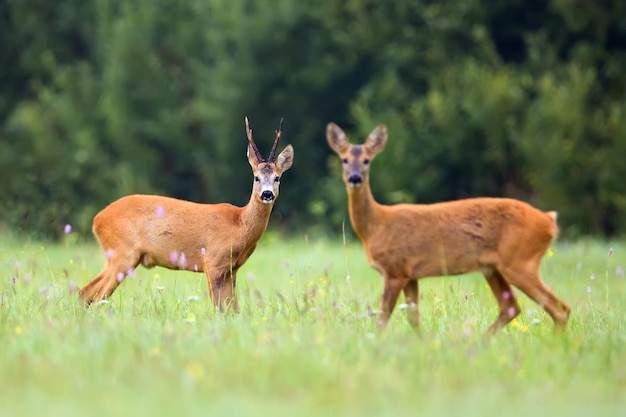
[[377, 276, 408, 328], [402, 279, 420, 328], [206, 269, 237, 313]]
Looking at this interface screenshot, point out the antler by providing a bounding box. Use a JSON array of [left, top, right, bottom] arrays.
[[268, 117, 284, 163], [245, 116, 264, 163]]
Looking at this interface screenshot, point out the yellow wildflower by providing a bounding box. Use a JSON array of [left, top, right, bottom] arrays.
[[184, 363, 205, 381], [430, 339, 441, 350]]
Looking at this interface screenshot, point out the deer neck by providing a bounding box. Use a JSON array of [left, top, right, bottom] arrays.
[[347, 180, 380, 240], [241, 196, 274, 242]]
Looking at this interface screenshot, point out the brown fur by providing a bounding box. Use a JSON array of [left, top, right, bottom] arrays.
[[327, 123, 570, 333], [79, 125, 294, 311]]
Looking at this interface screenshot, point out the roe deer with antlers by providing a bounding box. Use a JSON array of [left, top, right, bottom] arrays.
[[327, 123, 570, 333], [79, 117, 294, 311]]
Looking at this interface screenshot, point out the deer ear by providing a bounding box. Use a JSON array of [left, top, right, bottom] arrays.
[[247, 143, 260, 168], [365, 125, 387, 155], [326, 123, 350, 154], [276, 144, 294, 172]]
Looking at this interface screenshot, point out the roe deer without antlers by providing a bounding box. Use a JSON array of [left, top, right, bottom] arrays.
[[79, 117, 294, 311], [326, 123, 570, 334]]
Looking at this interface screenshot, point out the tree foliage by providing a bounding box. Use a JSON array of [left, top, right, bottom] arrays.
[[1, 0, 625, 238]]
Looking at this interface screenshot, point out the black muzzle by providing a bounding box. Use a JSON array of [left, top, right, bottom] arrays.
[[348, 175, 362, 186], [261, 190, 275, 202]]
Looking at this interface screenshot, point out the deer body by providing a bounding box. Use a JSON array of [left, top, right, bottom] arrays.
[[327, 123, 570, 333], [93, 194, 269, 272], [79, 118, 293, 310]]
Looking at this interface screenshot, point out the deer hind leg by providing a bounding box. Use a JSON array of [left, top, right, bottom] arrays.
[[79, 271, 108, 304], [402, 279, 420, 327], [500, 263, 570, 329], [79, 267, 121, 304], [79, 251, 139, 305], [483, 268, 521, 334], [377, 276, 408, 328]]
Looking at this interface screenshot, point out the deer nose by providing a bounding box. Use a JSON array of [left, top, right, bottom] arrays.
[[260, 190, 275, 202], [348, 174, 362, 185]]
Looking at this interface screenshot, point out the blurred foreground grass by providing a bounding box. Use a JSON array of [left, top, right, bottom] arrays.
[[1, 232, 625, 416]]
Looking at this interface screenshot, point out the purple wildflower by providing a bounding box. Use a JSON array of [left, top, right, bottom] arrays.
[[68, 281, 78, 294], [170, 251, 179, 264], [508, 306, 517, 318], [590, 273, 596, 281], [201, 248, 206, 256], [12, 276, 16, 285], [126, 267, 135, 278], [64, 224, 72, 234], [116, 272, 125, 283], [587, 286, 592, 294], [105, 249, 114, 260], [156, 206, 165, 218], [23, 274, 31, 285], [616, 266, 624, 277]]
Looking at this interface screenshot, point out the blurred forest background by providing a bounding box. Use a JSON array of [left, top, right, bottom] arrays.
[[1, 0, 625, 239]]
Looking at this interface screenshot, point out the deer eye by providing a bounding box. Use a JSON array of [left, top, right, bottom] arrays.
[[274, 177, 280, 183], [363, 159, 370, 165], [254, 176, 260, 182], [341, 158, 348, 164]]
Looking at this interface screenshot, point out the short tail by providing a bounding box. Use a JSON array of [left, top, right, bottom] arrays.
[[546, 210, 559, 239], [546, 211, 558, 222]]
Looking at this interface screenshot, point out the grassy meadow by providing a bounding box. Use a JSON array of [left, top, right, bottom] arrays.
[[1, 231, 625, 416]]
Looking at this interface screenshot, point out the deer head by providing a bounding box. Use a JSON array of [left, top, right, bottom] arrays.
[[326, 123, 387, 188], [246, 117, 294, 204]]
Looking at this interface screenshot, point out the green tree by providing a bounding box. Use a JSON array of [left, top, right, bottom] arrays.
[[1, 0, 625, 238]]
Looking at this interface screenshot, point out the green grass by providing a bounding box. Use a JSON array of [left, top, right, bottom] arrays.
[[1, 232, 625, 416]]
